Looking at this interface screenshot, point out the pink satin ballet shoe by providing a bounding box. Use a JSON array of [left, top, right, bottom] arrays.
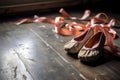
[[78, 32, 105, 62], [64, 27, 94, 54]]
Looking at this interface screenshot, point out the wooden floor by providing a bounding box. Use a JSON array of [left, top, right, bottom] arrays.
[[0, 8, 120, 80]]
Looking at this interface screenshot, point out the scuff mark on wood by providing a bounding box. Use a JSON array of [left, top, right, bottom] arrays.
[[14, 66, 17, 78], [23, 74, 27, 80]]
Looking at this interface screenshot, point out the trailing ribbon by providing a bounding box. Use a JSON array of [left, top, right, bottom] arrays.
[[59, 8, 91, 20]]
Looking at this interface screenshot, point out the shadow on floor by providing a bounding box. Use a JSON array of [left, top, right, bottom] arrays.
[[66, 47, 120, 67]]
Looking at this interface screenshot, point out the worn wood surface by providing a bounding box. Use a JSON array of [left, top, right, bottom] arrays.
[[0, 8, 120, 80]]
